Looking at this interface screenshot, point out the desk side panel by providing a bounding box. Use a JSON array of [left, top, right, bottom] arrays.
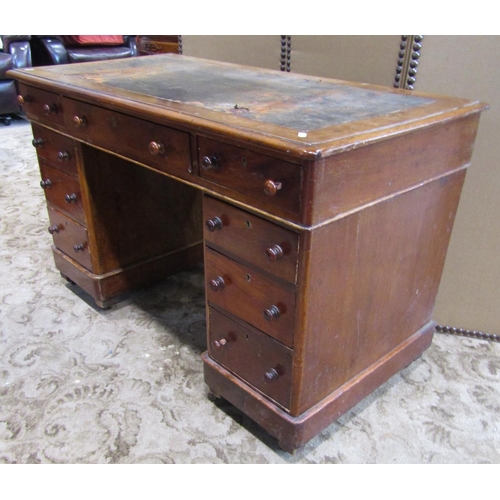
[[306, 113, 481, 226], [291, 169, 466, 415]]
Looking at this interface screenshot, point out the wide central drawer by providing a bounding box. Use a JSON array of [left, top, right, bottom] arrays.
[[62, 97, 191, 175], [203, 196, 299, 284], [208, 308, 292, 410], [205, 247, 296, 348]]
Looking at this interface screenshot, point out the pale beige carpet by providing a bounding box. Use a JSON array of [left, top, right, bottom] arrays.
[[1, 117, 499, 463]]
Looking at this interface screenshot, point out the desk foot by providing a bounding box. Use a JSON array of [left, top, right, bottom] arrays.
[[202, 322, 434, 452], [60, 272, 76, 285], [207, 389, 221, 401]]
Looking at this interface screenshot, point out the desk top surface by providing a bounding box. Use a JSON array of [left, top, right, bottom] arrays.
[[11, 54, 486, 157]]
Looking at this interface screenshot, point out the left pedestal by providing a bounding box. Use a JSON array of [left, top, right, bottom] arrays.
[[32, 124, 203, 307]]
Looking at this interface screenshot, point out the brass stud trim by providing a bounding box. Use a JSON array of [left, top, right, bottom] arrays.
[[280, 35, 291, 72], [394, 35, 423, 90], [435, 324, 499, 343]]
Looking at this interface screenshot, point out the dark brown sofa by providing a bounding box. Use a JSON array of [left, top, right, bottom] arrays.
[[31, 36, 138, 66], [0, 35, 32, 125]]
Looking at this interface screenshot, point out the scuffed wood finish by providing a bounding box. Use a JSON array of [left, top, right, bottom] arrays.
[[303, 113, 481, 226], [291, 170, 467, 415], [9, 55, 487, 451], [11, 55, 486, 159]]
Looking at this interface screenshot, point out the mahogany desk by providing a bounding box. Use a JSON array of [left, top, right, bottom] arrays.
[[9, 55, 486, 452]]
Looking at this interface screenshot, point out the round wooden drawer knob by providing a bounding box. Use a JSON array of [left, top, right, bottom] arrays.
[[65, 193, 78, 203], [17, 95, 30, 105], [201, 155, 219, 170], [73, 243, 85, 253], [149, 141, 165, 155], [48, 225, 59, 234], [205, 217, 223, 232], [32, 138, 44, 148], [43, 103, 58, 115], [40, 179, 52, 189], [263, 179, 282, 196], [209, 276, 225, 292], [264, 368, 280, 383], [73, 115, 87, 128], [263, 305, 281, 321], [58, 151, 71, 161], [265, 244, 284, 261], [213, 338, 227, 349]]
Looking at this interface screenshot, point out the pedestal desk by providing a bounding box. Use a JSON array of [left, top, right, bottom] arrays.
[[9, 55, 486, 452]]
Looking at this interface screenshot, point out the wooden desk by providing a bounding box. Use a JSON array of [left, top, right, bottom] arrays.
[[9, 55, 486, 452]]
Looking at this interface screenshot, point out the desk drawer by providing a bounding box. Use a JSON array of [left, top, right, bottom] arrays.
[[31, 124, 78, 177], [39, 162, 85, 224], [209, 308, 292, 409], [62, 97, 191, 174], [17, 84, 65, 128], [205, 247, 295, 348], [47, 207, 92, 271], [203, 196, 299, 284], [198, 136, 302, 216]]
